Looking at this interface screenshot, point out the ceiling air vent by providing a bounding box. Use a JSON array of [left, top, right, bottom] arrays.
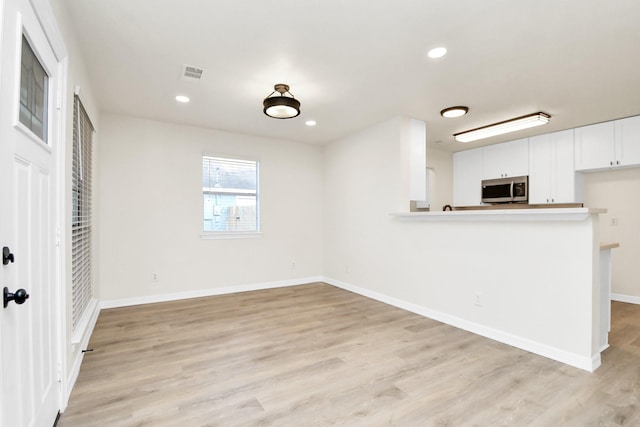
[[181, 64, 205, 81]]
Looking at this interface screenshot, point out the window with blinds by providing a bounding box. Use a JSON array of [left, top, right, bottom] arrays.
[[203, 156, 259, 233], [72, 96, 94, 330]]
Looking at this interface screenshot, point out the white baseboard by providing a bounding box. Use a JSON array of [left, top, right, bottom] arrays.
[[611, 293, 640, 305], [324, 277, 600, 372], [99, 276, 324, 309]]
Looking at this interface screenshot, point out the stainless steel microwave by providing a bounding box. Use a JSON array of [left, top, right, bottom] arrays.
[[481, 176, 528, 204]]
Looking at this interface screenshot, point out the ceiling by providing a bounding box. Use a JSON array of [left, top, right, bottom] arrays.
[[60, 0, 640, 151]]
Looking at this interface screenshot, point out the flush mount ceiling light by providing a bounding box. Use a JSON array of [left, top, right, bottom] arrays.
[[454, 112, 551, 143], [441, 106, 468, 118], [175, 95, 190, 103], [427, 47, 447, 59], [263, 84, 301, 119]]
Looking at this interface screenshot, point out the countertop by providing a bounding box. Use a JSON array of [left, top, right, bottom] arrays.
[[392, 207, 607, 222], [600, 242, 620, 250], [451, 203, 584, 211]]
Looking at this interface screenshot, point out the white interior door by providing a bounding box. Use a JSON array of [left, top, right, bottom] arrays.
[[0, 0, 63, 426]]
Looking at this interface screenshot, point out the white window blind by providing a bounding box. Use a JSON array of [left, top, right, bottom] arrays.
[[203, 156, 259, 233], [72, 95, 94, 330]]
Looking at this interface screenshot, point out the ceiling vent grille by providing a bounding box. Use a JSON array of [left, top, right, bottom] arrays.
[[181, 64, 205, 81]]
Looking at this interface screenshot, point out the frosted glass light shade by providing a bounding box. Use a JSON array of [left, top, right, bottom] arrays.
[[454, 112, 550, 143], [263, 84, 301, 119]]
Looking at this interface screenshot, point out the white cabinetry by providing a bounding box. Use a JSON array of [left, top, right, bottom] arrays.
[[453, 148, 483, 207], [575, 115, 640, 171], [529, 130, 582, 204], [574, 122, 614, 171], [615, 115, 640, 167], [482, 138, 529, 179]]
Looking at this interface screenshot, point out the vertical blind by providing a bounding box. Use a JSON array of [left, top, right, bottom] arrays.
[[71, 95, 94, 330]]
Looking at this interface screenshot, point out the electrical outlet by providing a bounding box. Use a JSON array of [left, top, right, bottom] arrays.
[[610, 217, 618, 226], [152, 273, 158, 282], [474, 292, 483, 307], [291, 261, 296, 270]]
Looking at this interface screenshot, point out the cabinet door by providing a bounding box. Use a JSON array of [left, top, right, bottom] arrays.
[[453, 148, 483, 206], [574, 121, 615, 171], [528, 134, 552, 204], [483, 138, 529, 179], [615, 115, 640, 167], [529, 130, 578, 204], [551, 130, 579, 203]]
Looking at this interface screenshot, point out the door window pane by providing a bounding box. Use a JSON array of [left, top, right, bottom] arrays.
[[19, 35, 49, 143]]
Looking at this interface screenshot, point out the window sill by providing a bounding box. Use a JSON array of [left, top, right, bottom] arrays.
[[71, 298, 99, 345], [200, 231, 262, 240]]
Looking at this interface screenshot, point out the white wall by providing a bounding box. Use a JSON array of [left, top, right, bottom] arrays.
[[324, 117, 403, 281], [426, 147, 453, 211], [98, 115, 323, 301], [583, 168, 640, 300], [50, 0, 102, 404], [324, 118, 601, 370]]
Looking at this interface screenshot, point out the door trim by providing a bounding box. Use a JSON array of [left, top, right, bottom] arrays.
[[28, 0, 67, 61]]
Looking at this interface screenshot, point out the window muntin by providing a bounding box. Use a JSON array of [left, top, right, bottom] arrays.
[[203, 156, 259, 233], [19, 35, 49, 143]]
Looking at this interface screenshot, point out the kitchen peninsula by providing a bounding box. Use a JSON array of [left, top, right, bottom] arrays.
[[389, 207, 610, 372], [323, 116, 620, 373]]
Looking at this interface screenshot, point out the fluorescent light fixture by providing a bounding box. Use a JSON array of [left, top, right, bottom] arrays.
[[454, 112, 550, 143]]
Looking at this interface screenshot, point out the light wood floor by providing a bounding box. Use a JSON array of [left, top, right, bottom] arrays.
[[59, 283, 640, 426]]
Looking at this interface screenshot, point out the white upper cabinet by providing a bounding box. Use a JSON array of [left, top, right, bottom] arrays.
[[615, 115, 640, 167], [482, 138, 529, 179], [575, 115, 640, 171], [453, 148, 483, 207], [528, 134, 552, 204], [529, 130, 582, 204], [574, 122, 615, 171]]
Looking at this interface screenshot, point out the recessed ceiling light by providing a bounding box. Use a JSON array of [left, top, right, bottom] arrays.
[[175, 95, 190, 103], [305, 120, 317, 126], [427, 47, 447, 59], [441, 106, 469, 118]]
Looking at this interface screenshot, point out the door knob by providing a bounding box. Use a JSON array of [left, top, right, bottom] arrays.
[[3, 287, 29, 308], [2, 247, 14, 265]]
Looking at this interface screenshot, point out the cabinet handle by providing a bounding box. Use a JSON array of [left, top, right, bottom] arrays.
[[610, 161, 613, 166], [616, 160, 620, 165]]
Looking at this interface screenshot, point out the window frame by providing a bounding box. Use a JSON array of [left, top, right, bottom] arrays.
[[71, 95, 95, 332], [201, 153, 262, 240]]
